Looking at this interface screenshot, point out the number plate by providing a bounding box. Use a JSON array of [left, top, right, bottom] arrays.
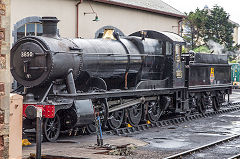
[[176, 70, 183, 78], [21, 51, 34, 58]]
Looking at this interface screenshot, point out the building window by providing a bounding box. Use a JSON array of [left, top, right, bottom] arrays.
[[95, 25, 125, 39], [17, 23, 43, 40]]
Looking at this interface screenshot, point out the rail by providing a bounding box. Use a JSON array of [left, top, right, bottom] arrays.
[[164, 134, 240, 159], [105, 102, 240, 136]]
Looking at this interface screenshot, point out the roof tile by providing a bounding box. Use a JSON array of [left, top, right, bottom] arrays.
[[93, 0, 185, 18]]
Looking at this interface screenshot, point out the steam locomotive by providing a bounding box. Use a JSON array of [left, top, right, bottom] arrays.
[[11, 17, 232, 142]]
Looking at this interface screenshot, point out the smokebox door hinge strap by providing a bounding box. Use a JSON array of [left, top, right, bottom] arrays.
[[23, 60, 29, 73]]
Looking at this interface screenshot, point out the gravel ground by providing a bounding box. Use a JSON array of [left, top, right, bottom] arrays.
[[126, 101, 240, 158]]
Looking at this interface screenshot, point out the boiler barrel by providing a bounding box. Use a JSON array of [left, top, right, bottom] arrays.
[[10, 36, 142, 87], [71, 38, 143, 78]]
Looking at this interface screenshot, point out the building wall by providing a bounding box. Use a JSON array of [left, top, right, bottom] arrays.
[[0, 0, 11, 158], [11, 0, 181, 43], [233, 27, 239, 45], [11, 0, 76, 42], [77, 1, 181, 38]]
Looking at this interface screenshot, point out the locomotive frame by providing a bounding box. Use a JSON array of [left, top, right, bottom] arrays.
[[11, 17, 232, 142]]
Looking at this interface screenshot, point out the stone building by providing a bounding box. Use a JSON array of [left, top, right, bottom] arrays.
[[11, 0, 185, 44], [0, 0, 11, 158], [229, 19, 240, 45]]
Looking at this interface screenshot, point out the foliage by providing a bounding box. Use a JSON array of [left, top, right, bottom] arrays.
[[183, 9, 208, 49], [182, 46, 188, 53], [193, 46, 210, 53], [229, 60, 237, 63], [183, 5, 239, 52], [204, 6, 236, 51], [228, 55, 238, 62]]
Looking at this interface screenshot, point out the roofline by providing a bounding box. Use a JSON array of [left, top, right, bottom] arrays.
[[229, 19, 240, 27], [92, 0, 186, 19]]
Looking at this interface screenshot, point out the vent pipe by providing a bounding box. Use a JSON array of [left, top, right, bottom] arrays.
[[40, 17, 60, 38]]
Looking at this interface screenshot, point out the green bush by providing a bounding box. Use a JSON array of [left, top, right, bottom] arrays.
[[193, 46, 211, 53]]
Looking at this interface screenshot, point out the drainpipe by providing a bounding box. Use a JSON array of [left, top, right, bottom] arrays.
[[76, 0, 83, 38], [178, 19, 183, 36]]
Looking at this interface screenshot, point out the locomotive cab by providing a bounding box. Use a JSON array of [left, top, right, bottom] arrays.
[[130, 30, 189, 114], [129, 30, 186, 88]]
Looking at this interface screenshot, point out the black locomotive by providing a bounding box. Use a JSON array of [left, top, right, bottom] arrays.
[[11, 17, 231, 142]]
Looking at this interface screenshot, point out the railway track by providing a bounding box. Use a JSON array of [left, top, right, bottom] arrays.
[[164, 134, 240, 159], [24, 102, 240, 140], [105, 102, 240, 136], [228, 154, 240, 159]]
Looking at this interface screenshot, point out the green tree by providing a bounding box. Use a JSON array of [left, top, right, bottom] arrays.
[[204, 5, 236, 51], [183, 5, 238, 52], [183, 9, 208, 49]]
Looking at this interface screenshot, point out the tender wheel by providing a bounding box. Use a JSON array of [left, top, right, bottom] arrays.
[[43, 114, 61, 142], [185, 109, 192, 116], [197, 97, 207, 114], [147, 101, 163, 123], [127, 104, 143, 126], [212, 96, 221, 111], [108, 109, 125, 129]]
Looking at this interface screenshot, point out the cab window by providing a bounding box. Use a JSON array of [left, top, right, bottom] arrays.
[[155, 41, 163, 55], [175, 44, 181, 62], [166, 42, 172, 55]]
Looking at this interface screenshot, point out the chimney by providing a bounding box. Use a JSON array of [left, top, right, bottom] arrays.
[[40, 17, 60, 38]]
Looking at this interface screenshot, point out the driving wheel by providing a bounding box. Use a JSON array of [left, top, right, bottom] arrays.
[[147, 101, 163, 123], [43, 114, 61, 142], [127, 104, 143, 126]]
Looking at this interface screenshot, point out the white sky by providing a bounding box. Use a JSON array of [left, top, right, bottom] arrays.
[[162, 0, 240, 43]]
